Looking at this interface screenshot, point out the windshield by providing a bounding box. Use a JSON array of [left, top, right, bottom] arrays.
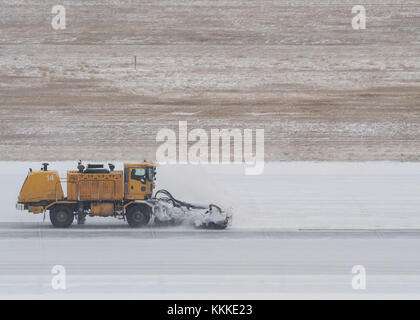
[[130, 167, 154, 183], [131, 168, 146, 183]]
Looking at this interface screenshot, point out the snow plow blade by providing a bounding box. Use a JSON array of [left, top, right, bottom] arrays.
[[152, 190, 232, 229]]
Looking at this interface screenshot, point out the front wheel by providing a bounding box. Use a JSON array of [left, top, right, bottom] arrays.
[[126, 205, 151, 228], [50, 205, 74, 228]]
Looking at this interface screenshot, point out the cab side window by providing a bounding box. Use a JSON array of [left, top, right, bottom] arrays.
[[131, 168, 146, 184]]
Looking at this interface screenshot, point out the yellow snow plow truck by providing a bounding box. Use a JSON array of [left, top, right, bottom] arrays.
[[16, 162, 231, 229]]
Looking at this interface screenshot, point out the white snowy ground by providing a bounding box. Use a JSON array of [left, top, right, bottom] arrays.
[[1, 161, 420, 299]]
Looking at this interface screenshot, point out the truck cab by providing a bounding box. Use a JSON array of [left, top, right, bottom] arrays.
[[124, 163, 156, 200]]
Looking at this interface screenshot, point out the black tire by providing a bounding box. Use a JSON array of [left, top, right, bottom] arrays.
[[126, 205, 151, 228], [50, 205, 74, 228]]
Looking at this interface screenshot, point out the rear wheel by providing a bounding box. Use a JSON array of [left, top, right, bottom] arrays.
[[126, 205, 151, 228], [50, 205, 74, 228]]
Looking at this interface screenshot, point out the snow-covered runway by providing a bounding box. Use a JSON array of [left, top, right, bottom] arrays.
[[3, 161, 420, 228], [1, 226, 420, 299], [1, 161, 420, 298]]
